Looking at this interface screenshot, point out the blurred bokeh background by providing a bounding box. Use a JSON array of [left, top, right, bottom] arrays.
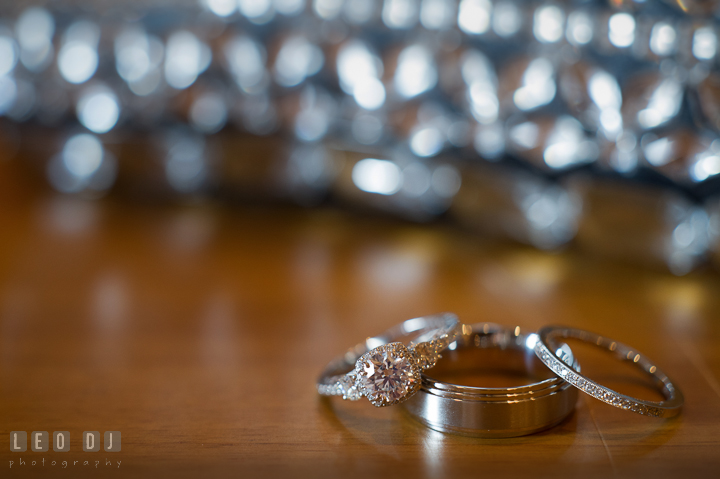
[[1, 1, 720, 476], [1, 0, 720, 275]]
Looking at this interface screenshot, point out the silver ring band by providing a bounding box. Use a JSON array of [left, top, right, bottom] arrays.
[[317, 313, 460, 407], [402, 324, 579, 437], [535, 326, 684, 418]]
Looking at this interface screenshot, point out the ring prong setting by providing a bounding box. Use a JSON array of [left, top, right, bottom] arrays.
[[354, 342, 421, 407]]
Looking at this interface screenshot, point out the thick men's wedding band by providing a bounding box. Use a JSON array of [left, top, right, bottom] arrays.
[[317, 313, 460, 407], [535, 326, 684, 418], [402, 324, 579, 438]]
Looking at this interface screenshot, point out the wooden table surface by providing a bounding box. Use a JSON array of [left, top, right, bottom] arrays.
[[1, 159, 719, 478]]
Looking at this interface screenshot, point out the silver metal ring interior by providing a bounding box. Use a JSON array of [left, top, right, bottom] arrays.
[[402, 323, 580, 438], [534, 326, 684, 418], [317, 313, 460, 407]]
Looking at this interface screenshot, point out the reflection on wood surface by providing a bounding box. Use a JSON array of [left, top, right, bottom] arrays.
[[0, 160, 718, 477]]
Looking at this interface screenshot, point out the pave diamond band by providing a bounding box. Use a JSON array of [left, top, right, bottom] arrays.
[[534, 326, 684, 418], [317, 313, 460, 407]]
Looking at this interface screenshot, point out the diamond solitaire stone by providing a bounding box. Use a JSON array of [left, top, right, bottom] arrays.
[[355, 343, 420, 407]]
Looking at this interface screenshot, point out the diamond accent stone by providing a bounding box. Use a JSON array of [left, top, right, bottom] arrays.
[[410, 327, 457, 370], [339, 373, 361, 401]]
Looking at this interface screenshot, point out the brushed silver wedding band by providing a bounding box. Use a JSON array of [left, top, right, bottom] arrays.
[[402, 323, 579, 437]]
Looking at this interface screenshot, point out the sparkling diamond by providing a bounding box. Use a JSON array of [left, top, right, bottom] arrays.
[[339, 375, 361, 401], [356, 343, 419, 406]]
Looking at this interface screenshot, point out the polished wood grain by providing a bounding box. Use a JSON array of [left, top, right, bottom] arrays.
[[0, 159, 719, 478]]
